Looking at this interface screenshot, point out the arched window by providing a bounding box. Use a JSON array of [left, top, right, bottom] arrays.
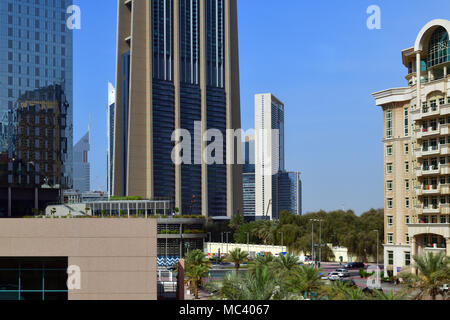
[[427, 26, 449, 68]]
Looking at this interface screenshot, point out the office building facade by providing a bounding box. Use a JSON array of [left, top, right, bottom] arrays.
[[255, 93, 285, 220], [107, 82, 116, 197], [73, 129, 90, 193], [278, 171, 302, 215], [373, 19, 450, 276], [113, 0, 242, 218], [0, 0, 73, 184], [242, 135, 255, 218]]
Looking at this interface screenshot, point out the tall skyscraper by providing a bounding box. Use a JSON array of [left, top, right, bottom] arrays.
[[73, 129, 90, 193], [113, 0, 242, 217], [243, 135, 255, 218], [255, 93, 285, 220], [278, 171, 302, 216], [107, 82, 116, 197], [0, 0, 74, 185], [373, 19, 450, 276]]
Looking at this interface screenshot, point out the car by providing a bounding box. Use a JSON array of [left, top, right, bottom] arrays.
[[344, 262, 365, 269], [321, 274, 330, 280], [328, 272, 341, 281], [440, 284, 449, 293], [335, 268, 350, 278]]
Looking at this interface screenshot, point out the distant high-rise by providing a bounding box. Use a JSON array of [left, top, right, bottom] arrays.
[[113, 0, 242, 217], [73, 129, 90, 193], [243, 135, 255, 218], [0, 0, 74, 185], [107, 82, 116, 197], [255, 93, 285, 220], [278, 171, 302, 216]]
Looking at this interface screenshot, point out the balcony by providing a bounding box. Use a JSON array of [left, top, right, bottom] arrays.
[[407, 223, 450, 239], [441, 124, 450, 135], [421, 185, 440, 195], [416, 128, 440, 139], [419, 166, 440, 176], [416, 146, 440, 158]]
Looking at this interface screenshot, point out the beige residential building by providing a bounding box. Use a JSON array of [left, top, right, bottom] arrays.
[[112, 0, 242, 218], [373, 19, 450, 276]]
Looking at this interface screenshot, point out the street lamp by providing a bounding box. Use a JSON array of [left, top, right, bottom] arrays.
[[245, 232, 250, 253], [309, 219, 316, 265], [372, 229, 380, 288], [279, 232, 284, 248]]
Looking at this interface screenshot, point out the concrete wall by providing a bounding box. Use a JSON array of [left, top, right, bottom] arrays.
[[0, 219, 157, 300], [206, 242, 287, 257]]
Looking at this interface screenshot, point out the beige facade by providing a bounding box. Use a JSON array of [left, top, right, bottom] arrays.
[[113, 0, 242, 218], [373, 19, 450, 276], [0, 219, 157, 300]]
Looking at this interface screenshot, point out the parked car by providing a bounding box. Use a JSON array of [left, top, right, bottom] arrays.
[[335, 268, 351, 278], [328, 272, 341, 281], [321, 273, 330, 280], [440, 284, 449, 293], [344, 262, 365, 269]]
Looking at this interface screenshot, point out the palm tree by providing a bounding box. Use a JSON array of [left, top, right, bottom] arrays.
[[227, 248, 249, 272], [371, 289, 409, 300], [183, 249, 212, 300], [185, 265, 209, 299], [249, 254, 275, 273], [325, 281, 369, 300], [289, 265, 323, 299], [273, 254, 299, 273], [400, 251, 449, 300], [207, 266, 301, 300]]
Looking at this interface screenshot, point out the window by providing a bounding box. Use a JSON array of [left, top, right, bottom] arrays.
[[406, 198, 410, 209], [387, 216, 394, 226], [405, 252, 411, 266], [404, 108, 409, 136], [387, 163, 393, 174], [405, 144, 409, 155], [386, 110, 393, 139], [406, 234, 410, 244], [388, 251, 394, 266], [405, 216, 410, 224], [405, 180, 410, 191], [387, 181, 393, 191], [387, 233, 394, 244], [405, 162, 409, 173], [386, 145, 393, 156], [440, 216, 447, 224], [387, 198, 393, 209]]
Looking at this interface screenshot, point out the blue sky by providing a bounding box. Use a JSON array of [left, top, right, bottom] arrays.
[[72, 0, 450, 214]]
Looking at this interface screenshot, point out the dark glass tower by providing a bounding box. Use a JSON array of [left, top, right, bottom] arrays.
[[113, 0, 242, 217], [0, 0, 73, 182]]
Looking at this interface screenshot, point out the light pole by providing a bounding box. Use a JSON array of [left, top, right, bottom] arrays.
[[279, 232, 284, 248], [245, 232, 250, 253], [225, 232, 231, 254], [309, 219, 315, 265], [318, 219, 323, 266], [373, 229, 380, 288], [207, 232, 212, 256]]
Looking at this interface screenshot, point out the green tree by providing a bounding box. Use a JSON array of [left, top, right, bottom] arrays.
[[273, 254, 299, 273], [400, 251, 449, 300], [183, 249, 212, 300], [288, 265, 323, 299], [207, 266, 300, 300], [229, 213, 244, 232], [227, 248, 249, 272]]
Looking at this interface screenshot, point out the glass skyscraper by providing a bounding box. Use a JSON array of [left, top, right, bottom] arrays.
[[0, 0, 73, 185], [113, 0, 242, 218], [278, 171, 302, 216]]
